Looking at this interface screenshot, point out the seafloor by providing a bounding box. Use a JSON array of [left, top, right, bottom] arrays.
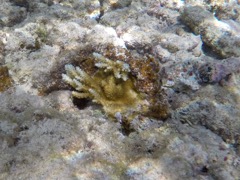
[[0, 0, 240, 179]]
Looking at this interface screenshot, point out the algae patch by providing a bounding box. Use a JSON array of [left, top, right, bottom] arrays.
[[0, 66, 12, 92]]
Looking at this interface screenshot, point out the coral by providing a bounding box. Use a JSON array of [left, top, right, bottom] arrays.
[[63, 45, 170, 121], [62, 52, 147, 119], [93, 53, 130, 81]]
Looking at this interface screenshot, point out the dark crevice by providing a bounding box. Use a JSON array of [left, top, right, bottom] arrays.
[[119, 120, 135, 136], [73, 98, 90, 110], [201, 43, 224, 60], [96, 0, 104, 22], [9, 0, 30, 10], [200, 165, 209, 174]]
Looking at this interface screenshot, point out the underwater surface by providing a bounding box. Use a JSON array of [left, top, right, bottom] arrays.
[[0, 0, 240, 179]]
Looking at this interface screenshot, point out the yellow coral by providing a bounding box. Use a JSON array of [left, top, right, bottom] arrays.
[[62, 53, 147, 118]]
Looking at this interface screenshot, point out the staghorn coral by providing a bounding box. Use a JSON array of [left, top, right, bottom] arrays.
[[62, 53, 147, 119]]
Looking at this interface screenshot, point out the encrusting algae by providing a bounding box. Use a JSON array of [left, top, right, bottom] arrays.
[[62, 48, 170, 122], [0, 66, 13, 92]]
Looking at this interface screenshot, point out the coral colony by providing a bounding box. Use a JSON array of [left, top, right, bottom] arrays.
[[62, 52, 169, 121]]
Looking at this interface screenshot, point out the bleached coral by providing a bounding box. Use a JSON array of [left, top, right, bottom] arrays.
[[62, 53, 146, 119]]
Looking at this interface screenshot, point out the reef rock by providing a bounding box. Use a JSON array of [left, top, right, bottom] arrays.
[[0, 0, 239, 179], [181, 6, 240, 58]]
